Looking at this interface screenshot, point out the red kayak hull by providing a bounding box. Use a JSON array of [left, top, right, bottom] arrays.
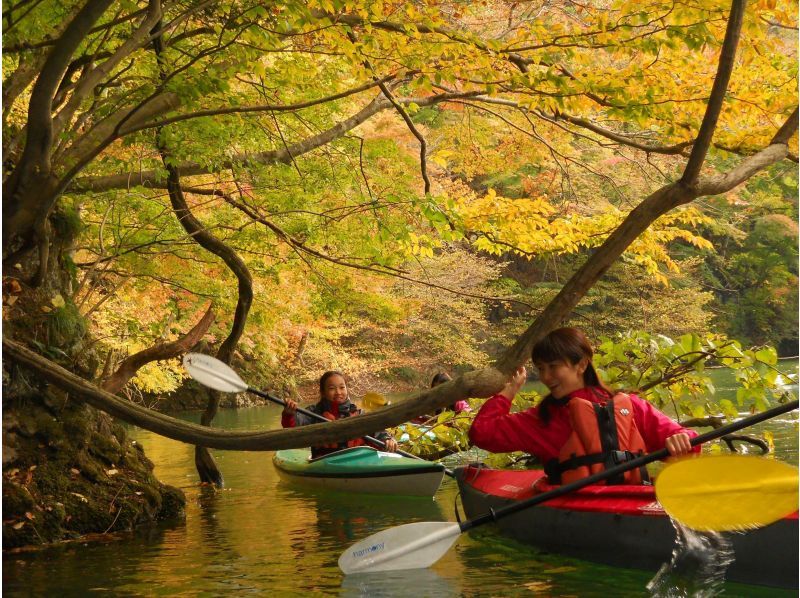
[[456, 465, 798, 589]]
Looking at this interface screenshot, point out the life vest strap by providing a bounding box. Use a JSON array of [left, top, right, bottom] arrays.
[[595, 401, 625, 484], [546, 450, 645, 485]]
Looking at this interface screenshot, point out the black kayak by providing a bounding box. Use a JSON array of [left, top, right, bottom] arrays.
[[456, 465, 799, 589]]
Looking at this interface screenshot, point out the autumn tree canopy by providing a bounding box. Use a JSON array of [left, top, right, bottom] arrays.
[[3, 0, 797, 450]]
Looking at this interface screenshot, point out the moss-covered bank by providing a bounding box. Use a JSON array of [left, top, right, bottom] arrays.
[[2, 365, 185, 548]]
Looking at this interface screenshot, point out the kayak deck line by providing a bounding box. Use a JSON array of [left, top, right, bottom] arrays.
[[277, 467, 446, 479]]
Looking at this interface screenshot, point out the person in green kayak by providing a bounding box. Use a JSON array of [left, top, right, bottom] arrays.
[[469, 327, 699, 485], [282, 370, 398, 458]]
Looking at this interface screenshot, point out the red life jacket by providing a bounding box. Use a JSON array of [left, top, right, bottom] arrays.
[[546, 393, 649, 485], [312, 408, 365, 457]]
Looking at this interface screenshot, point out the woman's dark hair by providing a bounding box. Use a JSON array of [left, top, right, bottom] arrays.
[[531, 327, 610, 423], [430, 372, 452, 387], [431, 372, 454, 414], [319, 370, 346, 397]]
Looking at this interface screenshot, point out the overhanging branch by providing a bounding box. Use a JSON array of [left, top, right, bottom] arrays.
[[3, 338, 507, 449]]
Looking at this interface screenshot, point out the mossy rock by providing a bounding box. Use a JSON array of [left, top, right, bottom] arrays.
[[118, 443, 153, 477], [157, 484, 186, 521], [73, 451, 105, 483], [2, 380, 186, 548], [88, 430, 123, 464], [3, 480, 36, 514]]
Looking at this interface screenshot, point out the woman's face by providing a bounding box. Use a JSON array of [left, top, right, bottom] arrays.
[[533, 358, 587, 399], [322, 374, 348, 404]]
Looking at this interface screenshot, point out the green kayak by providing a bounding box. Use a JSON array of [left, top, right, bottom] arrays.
[[272, 446, 446, 496]]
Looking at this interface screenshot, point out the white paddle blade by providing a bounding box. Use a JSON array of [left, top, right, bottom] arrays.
[[339, 521, 461, 575], [182, 353, 248, 393]]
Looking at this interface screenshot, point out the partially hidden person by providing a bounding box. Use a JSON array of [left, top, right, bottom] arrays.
[[282, 370, 398, 459], [431, 372, 472, 415], [468, 327, 699, 485], [410, 372, 472, 424]]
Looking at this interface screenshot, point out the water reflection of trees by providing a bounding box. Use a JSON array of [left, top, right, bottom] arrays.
[[284, 486, 448, 562]]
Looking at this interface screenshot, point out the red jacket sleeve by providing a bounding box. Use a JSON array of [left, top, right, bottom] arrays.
[[629, 394, 701, 454], [281, 413, 296, 428], [468, 394, 548, 456]]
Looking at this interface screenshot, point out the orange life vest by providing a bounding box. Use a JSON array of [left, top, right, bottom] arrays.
[[547, 393, 649, 485]]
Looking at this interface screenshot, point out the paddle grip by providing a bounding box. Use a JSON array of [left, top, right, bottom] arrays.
[[460, 399, 798, 532], [248, 386, 454, 476]]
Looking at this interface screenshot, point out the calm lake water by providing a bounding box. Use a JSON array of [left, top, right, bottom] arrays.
[[4, 361, 798, 596]]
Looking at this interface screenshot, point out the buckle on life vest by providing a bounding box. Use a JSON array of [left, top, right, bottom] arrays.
[[610, 450, 635, 465], [610, 450, 651, 483]]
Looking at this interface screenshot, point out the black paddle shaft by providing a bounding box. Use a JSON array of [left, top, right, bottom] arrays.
[[460, 399, 799, 532], [248, 386, 454, 475]]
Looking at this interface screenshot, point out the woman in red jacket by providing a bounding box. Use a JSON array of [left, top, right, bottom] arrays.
[[469, 327, 698, 484]]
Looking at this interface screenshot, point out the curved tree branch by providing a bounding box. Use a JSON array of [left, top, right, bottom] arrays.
[[680, 0, 745, 186], [3, 338, 502, 449], [153, 21, 252, 486], [68, 90, 483, 193], [101, 303, 215, 394]]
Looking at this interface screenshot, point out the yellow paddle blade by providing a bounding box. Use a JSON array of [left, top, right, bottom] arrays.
[[363, 391, 391, 406], [655, 455, 799, 532]]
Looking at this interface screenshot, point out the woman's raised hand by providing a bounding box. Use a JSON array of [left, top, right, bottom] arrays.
[[500, 365, 527, 401], [282, 398, 298, 416], [383, 438, 398, 452]]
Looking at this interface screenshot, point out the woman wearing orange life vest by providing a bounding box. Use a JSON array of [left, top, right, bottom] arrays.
[[468, 327, 699, 485], [282, 370, 398, 459]]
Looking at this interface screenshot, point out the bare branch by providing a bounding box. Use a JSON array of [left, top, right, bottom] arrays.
[[4, 338, 507, 449], [680, 0, 745, 185], [101, 304, 215, 394], [69, 90, 482, 193], [121, 73, 399, 135]]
